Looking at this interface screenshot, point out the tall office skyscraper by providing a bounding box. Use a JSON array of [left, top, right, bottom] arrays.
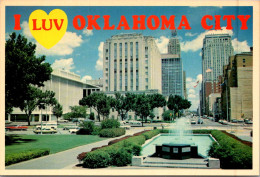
[[201, 34, 234, 115], [103, 33, 162, 93], [161, 30, 184, 97]]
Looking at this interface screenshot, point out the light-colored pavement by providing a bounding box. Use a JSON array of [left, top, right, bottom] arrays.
[[6, 127, 148, 169]]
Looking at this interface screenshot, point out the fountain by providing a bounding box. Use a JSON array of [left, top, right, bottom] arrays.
[[155, 116, 199, 160]]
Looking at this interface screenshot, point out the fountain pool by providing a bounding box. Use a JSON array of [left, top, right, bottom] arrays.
[[141, 134, 214, 158]]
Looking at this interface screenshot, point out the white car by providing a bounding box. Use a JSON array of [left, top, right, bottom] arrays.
[[36, 122, 57, 130], [69, 127, 80, 133], [58, 118, 68, 123]]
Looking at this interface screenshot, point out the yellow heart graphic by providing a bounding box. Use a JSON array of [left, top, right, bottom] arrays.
[[29, 9, 68, 49]]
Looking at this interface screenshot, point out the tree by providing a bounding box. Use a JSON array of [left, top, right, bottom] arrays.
[[162, 110, 174, 121], [5, 32, 52, 114], [70, 105, 87, 118], [111, 92, 136, 121], [52, 103, 63, 125], [132, 94, 151, 127], [148, 93, 166, 109], [79, 92, 111, 122], [167, 94, 183, 118], [20, 86, 44, 126], [180, 99, 192, 110]]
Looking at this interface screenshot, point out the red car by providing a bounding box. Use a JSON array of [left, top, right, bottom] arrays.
[[5, 125, 28, 131]]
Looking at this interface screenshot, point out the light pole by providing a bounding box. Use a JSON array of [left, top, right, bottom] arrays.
[[39, 103, 44, 135]]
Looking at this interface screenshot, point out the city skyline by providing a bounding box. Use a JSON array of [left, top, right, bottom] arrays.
[[5, 6, 253, 110]]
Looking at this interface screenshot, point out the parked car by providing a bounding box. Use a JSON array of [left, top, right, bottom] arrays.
[[63, 126, 79, 130], [129, 121, 142, 127], [231, 119, 238, 123], [191, 120, 196, 124], [197, 119, 203, 124], [119, 121, 130, 129], [5, 125, 28, 131], [237, 119, 244, 123], [58, 118, 68, 123], [33, 128, 57, 134], [36, 122, 57, 130], [245, 119, 253, 124], [69, 127, 80, 133]]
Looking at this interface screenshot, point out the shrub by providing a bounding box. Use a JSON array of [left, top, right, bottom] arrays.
[[78, 121, 95, 135], [99, 128, 125, 138], [110, 148, 132, 166], [5, 149, 50, 166], [208, 130, 252, 169], [108, 135, 131, 145], [101, 119, 120, 129], [91, 126, 101, 135], [81, 130, 157, 168], [132, 144, 142, 156], [83, 151, 111, 168], [142, 129, 160, 140]]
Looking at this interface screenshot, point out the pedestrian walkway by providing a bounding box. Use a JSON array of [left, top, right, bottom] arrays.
[[6, 128, 147, 169]]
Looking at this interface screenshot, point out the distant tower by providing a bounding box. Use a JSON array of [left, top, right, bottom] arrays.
[[168, 30, 181, 57], [161, 30, 183, 97], [171, 29, 177, 37]]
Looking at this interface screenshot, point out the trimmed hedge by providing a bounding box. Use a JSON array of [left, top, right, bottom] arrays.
[[208, 130, 252, 169], [142, 129, 160, 140], [5, 149, 50, 166], [83, 151, 111, 168], [81, 130, 158, 168], [99, 128, 125, 138]]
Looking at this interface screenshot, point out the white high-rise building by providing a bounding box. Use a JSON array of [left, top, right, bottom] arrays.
[[103, 33, 162, 93]]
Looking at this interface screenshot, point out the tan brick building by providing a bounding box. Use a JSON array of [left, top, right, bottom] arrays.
[[222, 48, 253, 121]]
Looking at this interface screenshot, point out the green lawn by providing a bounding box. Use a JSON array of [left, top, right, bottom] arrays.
[[6, 135, 107, 155]]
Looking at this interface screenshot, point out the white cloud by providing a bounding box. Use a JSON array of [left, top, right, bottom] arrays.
[[186, 77, 192, 82], [188, 94, 196, 98], [51, 58, 75, 71], [81, 75, 93, 82], [5, 33, 10, 40], [189, 89, 196, 94], [95, 42, 104, 71], [185, 74, 202, 111], [199, 52, 202, 56], [185, 32, 198, 37], [83, 28, 93, 36], [155, 36, 169, 53], [181, 27, 233, 52], [232, 38, 250, 54], [21, 21, 33, 39], [21, 21, 83, 56], [197, 74, 202, 82]]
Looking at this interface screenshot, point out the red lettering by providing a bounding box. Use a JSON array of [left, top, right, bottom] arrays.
[[161, 15, 176, 30], [223, 15, 235, 30], [237, 15, 251, 30], [32, 19, 41, 30], [147, 15, 160, 30], [87, 15, 101, 30], [132, 15, 146, 30], [53, 19, 64, 30], [201, 15, 213, 30], [177, 15, 191, 30], [214, 15, 221, 30], [73, 15, 86, 30], [42, 19, 52, 31], [116, 16, 130, 30], [13, 14, 21, 30], [103, 15, 115, 30]]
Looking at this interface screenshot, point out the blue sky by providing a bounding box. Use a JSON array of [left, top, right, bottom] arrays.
[[5, 6, 253, 110]]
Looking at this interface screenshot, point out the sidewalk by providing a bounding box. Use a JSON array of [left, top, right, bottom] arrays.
[[6, 128, 147, 169]]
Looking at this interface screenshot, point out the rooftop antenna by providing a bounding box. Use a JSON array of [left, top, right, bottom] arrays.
[[171, 29, 177, 37]]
